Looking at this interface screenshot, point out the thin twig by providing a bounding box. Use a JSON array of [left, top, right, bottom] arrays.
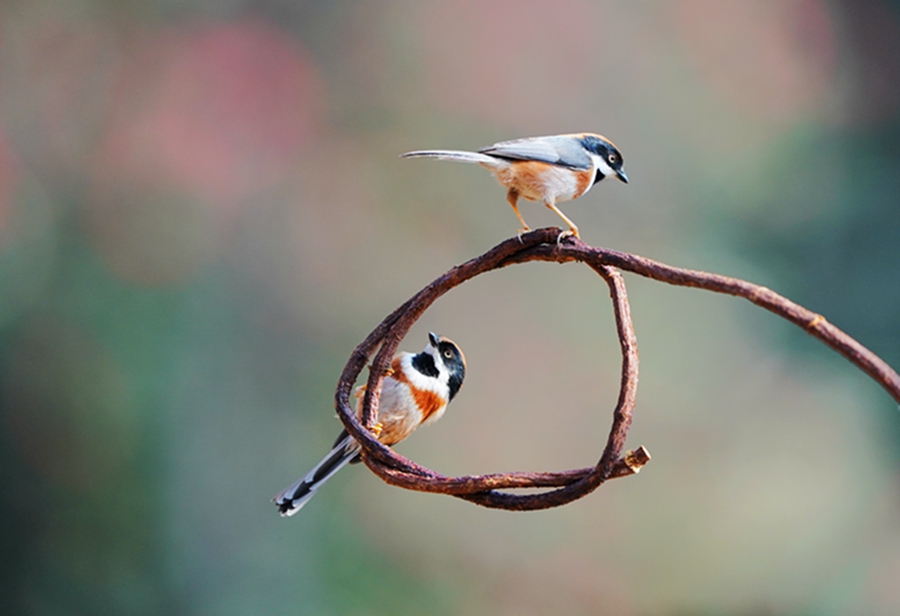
[[332, 228, 900, 511]]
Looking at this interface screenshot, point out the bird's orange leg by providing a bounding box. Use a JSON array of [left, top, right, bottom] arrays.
[[544, 199, 580, 240], [506, 189, 532, 236]]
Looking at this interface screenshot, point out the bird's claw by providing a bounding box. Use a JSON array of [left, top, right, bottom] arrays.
[[556, 229, 578, 246]]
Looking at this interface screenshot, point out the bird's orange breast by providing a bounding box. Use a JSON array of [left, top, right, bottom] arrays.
[[389, 356, 446, 424], [491, 161, 592, 203]]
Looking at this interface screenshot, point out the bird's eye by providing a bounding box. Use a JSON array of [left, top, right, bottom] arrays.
[[608, 153, 618, 164], [443, 350, 453, 359]]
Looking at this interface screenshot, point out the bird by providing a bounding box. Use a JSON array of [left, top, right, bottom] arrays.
[[401, 132, 628, 238], [273, 332, 466, 516]]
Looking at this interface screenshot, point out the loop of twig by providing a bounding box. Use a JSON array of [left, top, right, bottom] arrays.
[[334, 229, 645, 510], [333, 228, 900, 512]]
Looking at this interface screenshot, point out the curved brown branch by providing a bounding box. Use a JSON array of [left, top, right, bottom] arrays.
[[567, 241, 900, 404], [333, 227, 900, 512]]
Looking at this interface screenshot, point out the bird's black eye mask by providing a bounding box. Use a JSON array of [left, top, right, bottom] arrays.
[[437, 343, 464, 370], [437, 342, 466, 400], [580, 135, 608, 156], [581, 136, 622, 166]]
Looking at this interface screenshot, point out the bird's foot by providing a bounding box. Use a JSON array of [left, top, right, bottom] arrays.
[[371, 422, 383, 438], [556, 228, 578, 246]]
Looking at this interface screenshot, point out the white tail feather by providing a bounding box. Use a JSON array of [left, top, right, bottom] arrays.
[[273, 435, 358, 516], [401, 149, 505, 169]]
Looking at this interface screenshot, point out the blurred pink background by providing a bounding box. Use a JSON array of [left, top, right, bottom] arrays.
[[2, 1, 900, 614]]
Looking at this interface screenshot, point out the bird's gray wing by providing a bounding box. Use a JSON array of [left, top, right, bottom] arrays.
[[479, 134, 592, 170]]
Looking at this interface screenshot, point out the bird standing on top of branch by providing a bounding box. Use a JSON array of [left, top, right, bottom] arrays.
[[273, 332, 466, 516], [402, 133, 628, 239]]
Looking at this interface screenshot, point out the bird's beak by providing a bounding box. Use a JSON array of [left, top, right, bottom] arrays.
[[616, 169, 629, 184], [428, 332, 441, 347]]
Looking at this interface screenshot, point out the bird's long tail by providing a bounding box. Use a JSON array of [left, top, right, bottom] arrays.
[[273, 433, 359, 516], [400, 149, 504, 169]]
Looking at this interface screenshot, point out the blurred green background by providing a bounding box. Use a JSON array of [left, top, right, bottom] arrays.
[[1, 1, 899, 614]]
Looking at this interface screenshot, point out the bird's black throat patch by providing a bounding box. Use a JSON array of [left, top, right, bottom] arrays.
[[411, 352, 439, 378]]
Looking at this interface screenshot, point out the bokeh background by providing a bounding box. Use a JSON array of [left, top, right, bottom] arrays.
[[1, 1, 899, 614]]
